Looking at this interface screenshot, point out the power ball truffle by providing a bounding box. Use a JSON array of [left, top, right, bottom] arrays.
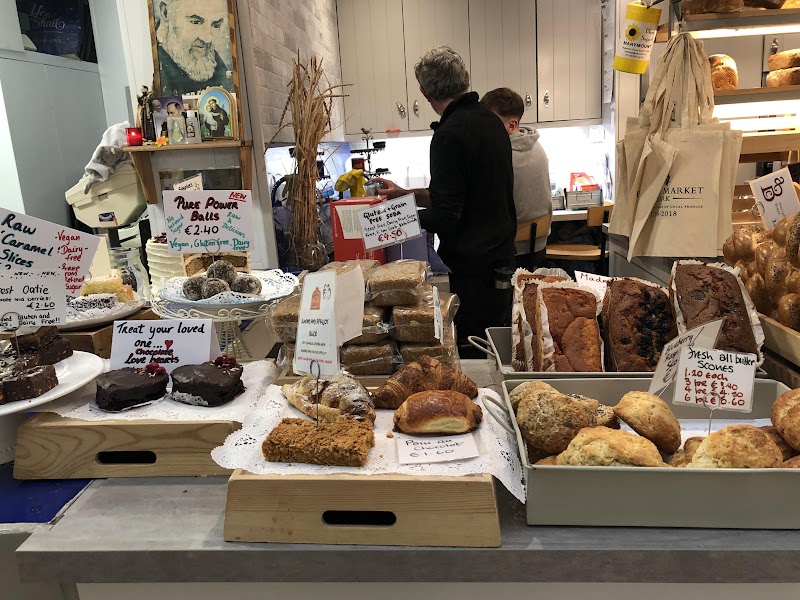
[[182, 275, 207, 301], [202, 278, 230, 299], [206, 260, 237, 285], [231, 275, 262, 295]]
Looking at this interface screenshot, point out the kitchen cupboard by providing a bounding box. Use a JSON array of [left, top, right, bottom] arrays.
[[402, 0, 471, 131], [536, 0, 602, 122], [337, 0, 409, 135], [468, 0, 537, 124]]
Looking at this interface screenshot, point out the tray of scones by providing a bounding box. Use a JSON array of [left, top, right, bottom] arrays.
[[489, 377, 800, 528]]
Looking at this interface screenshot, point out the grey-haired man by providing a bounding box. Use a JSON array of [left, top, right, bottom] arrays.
[[373, 46, 516, 357]]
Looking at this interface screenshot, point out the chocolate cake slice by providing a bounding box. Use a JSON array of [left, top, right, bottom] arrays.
[[2, 365, 58, 403], [23, 336, 73, 366], [95, 362, 169, 412], [169, 355, 245, 407], [13, 326, 58, 352]]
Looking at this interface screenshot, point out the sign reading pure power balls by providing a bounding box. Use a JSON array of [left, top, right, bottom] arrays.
[[162, 190, 254, 254]]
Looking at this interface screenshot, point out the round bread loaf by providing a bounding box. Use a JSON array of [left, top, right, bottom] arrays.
[[669, 436, 705, 467], [745, 273, 771, 314], [709, 54, 738, 91], [777, 294, 800, 330], [773, 215, 794, 247], [689, 424, 783, 468], [787, 269, 800, 294], [760, 425, 797, 461], [509, 380, 557, 414], [767, 67, 800, 88], [771, 388, 800, 451], [783, 455, 800, 468], [768, 48, 800, 72], [534, 455, 558, 466], [516, 390, 598, 455], [613, 391, 682, 454], [755, 241, 775, 279], [596, 404, 620, 429], [766, 246, 791, 302], [787, 216, 800, 268], [556, 426, 666, 467]]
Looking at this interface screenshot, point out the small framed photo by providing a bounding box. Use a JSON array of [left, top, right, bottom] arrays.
[[167, 116, 188, 144], [151, 95, 183, 138], [198, 87, 236, 140]]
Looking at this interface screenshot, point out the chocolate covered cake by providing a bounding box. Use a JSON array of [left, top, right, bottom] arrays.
[[13, 326, 58, 353], [2, 365, 58, 403], [95, 362, 169, 412], [169, 355, 245, 407]]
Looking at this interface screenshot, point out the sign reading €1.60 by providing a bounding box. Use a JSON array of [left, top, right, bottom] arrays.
[[162, 190, 254, 254]]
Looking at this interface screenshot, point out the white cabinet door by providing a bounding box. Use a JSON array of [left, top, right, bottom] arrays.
[[537, 0, 602, 122], [338, 0, 408, 135], [402, 0, 471, 131], [469, 0, 537, 123]]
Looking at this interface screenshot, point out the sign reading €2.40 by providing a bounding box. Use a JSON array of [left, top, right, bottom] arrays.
[[162, 190, 254, 254]]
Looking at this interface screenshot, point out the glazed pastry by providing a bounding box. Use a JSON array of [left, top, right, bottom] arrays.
[[689, 424, 783, 468], [282, 372, 376, 424], [556, 426, 666, 467], [340, 341, 395, 376], [372, 356, 477, 409], [393, 390, 482, 435]]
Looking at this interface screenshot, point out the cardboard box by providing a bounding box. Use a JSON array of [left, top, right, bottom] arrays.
[[330, 197, 386, 263]]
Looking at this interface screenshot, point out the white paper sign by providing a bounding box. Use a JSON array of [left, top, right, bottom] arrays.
[[750, 167, 800, 230], [358, 194, 422, 250], [433, 285, 443, 341], [162, 190, 254, 254], [294, 271, 340, 377], [0, 209, 100, 297], [110, 319, 220, 374], [396, 432, 479, 465], [648, 319, 724, 394], [0, 271, 67, 328], [674, 347, 756, 413], [334, 267, 365, 345], [575, 271, 613, 297], [174, 174, 203, 191]]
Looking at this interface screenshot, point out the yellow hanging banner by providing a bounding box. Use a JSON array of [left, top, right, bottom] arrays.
[[613, 2, 662, 75]]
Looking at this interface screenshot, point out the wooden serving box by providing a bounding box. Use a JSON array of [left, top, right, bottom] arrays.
[[14, 413, 240, 479], [759, 313, 800, 367], [224, 470, 501, 547]]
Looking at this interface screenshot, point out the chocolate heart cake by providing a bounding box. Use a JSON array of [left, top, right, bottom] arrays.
[[95, 362, 169, 412], [169, 355, 245, 407]]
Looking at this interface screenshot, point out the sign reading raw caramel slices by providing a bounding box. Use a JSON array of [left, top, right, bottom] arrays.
[[674, 347, 756, 414], [162, 190, 254, 254], [0, 270, 67, 328]]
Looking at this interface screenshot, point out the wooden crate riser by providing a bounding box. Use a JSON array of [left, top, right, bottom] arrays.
[[224, 470, 501, 548], [14, 413, 240, 479]]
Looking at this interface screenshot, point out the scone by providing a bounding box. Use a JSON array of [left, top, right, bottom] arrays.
[[783, 456, 800, 468], [689, 425, 783, 469], [556, 426, 666, 467], [613, 391, 682, 454], [509, 380, 557, 414], [596, 404, 620, 429], [516, 390, 598, 455], [760, 425, 797, 461], [771, 389, 800, 452], [534, 456, 558, 466], [669, 436, 705, 467]]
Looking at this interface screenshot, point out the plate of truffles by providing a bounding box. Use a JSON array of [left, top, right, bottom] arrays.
[[158, 259, 299, 308]]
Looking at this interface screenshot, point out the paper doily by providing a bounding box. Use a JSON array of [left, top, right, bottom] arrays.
[[211, 386, 525, 502], [43, 361, 279, 422]]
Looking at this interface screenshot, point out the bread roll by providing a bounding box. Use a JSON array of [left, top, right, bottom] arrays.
[[613, 391, 682, 454], [723, 235, 737, 264], [778, 293, 800, 330], [768, 48, 800, 72], [509, 380, 557, 414], [734, 260, 751, 282], [755, 240, 775, 279], [393, 390, 482, 435], [670, 436, 705, 467], [766, 246, 791, 302], [772, 388, 800, 451], [773, 215, 794, 247], [767, 67, 800, 87], [745, 273, 772, 314], [534, 455, 558, 466], [786, 216, 800, 268], [516, 390, 598, 455], [760, 425, 797, 461], [556, 426, 666, 467], [689, 424, 783, 468], [709, 54, 738, 91]]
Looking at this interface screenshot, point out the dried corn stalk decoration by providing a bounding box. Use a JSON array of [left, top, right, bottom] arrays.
[[270, 55, 347, 271]]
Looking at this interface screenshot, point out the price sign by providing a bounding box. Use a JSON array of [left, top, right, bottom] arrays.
[[162, 190, 254, 254], [674, 347, 756, 413], [575, 271, 614, 297], [0, 209, 100, 297], [396, 433, 479, 465], [648, 319, 724, 394], [294, 270, 340, 377], [358, 193, 422, 251], [0, 271, 67, 328], [750, 167, 800, 230]]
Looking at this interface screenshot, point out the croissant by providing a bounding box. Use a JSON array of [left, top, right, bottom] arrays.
[[372, 355, 478, 409]]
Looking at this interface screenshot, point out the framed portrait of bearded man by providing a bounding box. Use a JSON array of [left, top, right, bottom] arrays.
[[148, 0, 239, 98]]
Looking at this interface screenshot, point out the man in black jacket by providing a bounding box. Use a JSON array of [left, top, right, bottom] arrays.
[[374, 46, 516, 357]]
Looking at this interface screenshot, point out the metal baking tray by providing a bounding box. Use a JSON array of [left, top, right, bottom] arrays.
[[486, 378, 800, 529]]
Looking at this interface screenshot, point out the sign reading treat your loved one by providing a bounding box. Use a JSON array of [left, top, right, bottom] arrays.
[[110, 319, 221, 374], [0, 209, 100, 297], [162, 190, 254, 254]]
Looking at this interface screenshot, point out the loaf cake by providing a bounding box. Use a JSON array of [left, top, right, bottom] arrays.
[[511, 272, 567, 371], [347, 302, 389, 345], [602, 278, 677, 372], [392, 289, 455, 343], [367, 260, 428, 306], [672, 262, 760, 356], [767, 67, 800, 87], [340, 341, 395, 376], [540, 285, 602, 372], [169, 355, 245, 407], [271, 293, 301, 342], [709, 54, 738, 91], [262, 418, 375, 467]]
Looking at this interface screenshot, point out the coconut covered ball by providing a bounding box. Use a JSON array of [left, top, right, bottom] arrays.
[[202, 277, 230, 299], [231, 274, 262, 295], [182, 275, 207, 301], [206, 260, 237, 285]]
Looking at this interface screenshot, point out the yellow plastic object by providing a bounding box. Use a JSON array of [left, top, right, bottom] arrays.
[[613, 2, 661, 75], [334, 169, 367, 197]]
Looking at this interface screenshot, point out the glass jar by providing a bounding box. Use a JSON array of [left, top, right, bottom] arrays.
[[109, 248, 151, 300]]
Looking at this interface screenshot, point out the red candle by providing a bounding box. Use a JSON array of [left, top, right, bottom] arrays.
[[126, 127, 143, 146]]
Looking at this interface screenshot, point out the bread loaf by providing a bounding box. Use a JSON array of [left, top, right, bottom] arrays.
[[367, 260, 428, 306], [744, 0, 785, 8], [755, 240, 775, 278], [540, 286, 602, 372], [745, 273, 772, 314], [346, 302, 389, 345], [393, 390, 482, 435], [512, 273, 566, 371], [709, 54, 738, 91], [680, 0, 744, 15], [767, 67, 800, 87], [768, 48, 800, 72]]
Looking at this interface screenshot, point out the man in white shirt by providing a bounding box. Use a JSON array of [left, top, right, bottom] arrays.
[[481, 88, 552, 267]]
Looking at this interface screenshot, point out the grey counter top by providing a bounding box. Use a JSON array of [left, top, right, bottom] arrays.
[[14, 360, 800, 584]]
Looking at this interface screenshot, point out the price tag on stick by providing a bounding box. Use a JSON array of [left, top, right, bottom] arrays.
[[0, 271, 67, 327], [358, 193, 422, 251], [673, 347, 756, 413], [648, 319, 724, 394], [162, 190, 254, 254]]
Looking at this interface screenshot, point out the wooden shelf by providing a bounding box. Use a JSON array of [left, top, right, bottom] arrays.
[[682, 8, 800, 34], [124, 140, 250, 153], [715, 85, 800, 104], [739, 131, 800, 162]]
